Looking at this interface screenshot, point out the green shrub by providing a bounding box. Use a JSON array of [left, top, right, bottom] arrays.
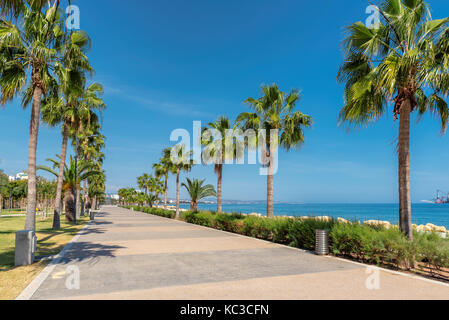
[[288, 218, 335, 250], [184, 211, 216, 227], [214, 213, 244, 232], [242, 216, 274, 240], [330, 223, 416, 267], [415, 232, 449, 274], [130, 206, 176, 218], [271, 217, 294, 244], [378, 228, 415, 268]]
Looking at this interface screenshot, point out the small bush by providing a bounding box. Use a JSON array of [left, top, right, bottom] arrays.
[[331, 223, 417, 268], [184, 211, 216, 227], [242, 216, 274, 240], [415, 232, 449, 274], [214, 213, 244, 232]]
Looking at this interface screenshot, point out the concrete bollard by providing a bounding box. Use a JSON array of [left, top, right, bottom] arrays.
[[15, 230, 37, 266]]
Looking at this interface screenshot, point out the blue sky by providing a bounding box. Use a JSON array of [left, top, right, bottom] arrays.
[[1, 0, 449, 203]]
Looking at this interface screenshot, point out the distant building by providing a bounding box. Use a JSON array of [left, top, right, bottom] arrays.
[[8, 172, 28, 182]]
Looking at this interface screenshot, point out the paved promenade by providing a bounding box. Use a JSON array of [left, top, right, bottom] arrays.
[[22, 206, 449, 299]]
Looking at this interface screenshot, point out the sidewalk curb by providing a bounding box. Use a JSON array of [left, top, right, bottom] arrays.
[[15, 220, 93, 300]]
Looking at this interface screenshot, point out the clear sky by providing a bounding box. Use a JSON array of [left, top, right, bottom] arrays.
[[1, 0, 449, 203]]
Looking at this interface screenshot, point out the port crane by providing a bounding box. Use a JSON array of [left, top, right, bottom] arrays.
[[434, 189, 449, 204]]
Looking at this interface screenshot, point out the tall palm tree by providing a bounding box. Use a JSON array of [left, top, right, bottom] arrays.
[[150, 176, 164, 206], [88, 169, 105, 210], [153, 147, 176, 209], [69, 84, 105, 218], [237, 84, 312, 217], [41, 30, 93, 229], [337, 0, 449, 240], [38, 155, 100, 221], [202, 116, 238, 213], [137, 173, 151, 196], [182, 178, 216, 211], [80, 129, 105, 213], [0, 4, 66, 231], [171, 144, 192, 219]]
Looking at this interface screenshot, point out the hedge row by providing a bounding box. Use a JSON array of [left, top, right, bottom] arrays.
[[124, 206, 449, 276]]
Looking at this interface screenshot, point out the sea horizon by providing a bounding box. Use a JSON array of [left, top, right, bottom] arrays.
[[177, 202, 449, 228]]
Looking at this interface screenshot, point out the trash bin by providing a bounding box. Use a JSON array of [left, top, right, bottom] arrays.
[[315, 229, 329, 255], [15, 230, 36, 266], [89, 210, 95, 221]]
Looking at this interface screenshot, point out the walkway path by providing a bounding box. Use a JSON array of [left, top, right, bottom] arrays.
[[22, 206, 449, 299]]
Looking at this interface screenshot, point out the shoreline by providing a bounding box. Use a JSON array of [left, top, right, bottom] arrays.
[[154, 204, 449, 237]]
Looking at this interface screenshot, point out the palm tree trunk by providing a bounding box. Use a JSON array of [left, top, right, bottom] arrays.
[[81, 179, 87, 216], [53, 124, 68, 229], [25, 84, 43, 231], [76, 182, 81, 219], [398, 99, 413, 240], [64, 189, 75, 222], [266, 145, 275, 218], [175, 168, 180, 219], [217, 164, 222, 213], [164, 173, 168, 209]]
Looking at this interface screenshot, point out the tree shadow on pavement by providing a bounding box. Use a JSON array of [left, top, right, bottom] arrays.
[[56, 242, 124, 265]]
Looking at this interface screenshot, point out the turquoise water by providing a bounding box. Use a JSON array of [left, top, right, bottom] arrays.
[[179, 203, 449, 228]]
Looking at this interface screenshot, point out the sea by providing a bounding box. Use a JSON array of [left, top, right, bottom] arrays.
[[179, 203, 449, 228]]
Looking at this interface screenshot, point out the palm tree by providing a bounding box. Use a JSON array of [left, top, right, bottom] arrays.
[[123, 187, 137, 205], [147, 193, 159, 207], [0, 0, 51, 20], [117, 188, 128, 205], [202, 116, 238, 213], [237, 84, 312, 217], [79, 129, 105, 213], [148, 176, 163, 207], [337, 0, 449, 240], [70, 83, 106, 218], [38, 155, 101, 221], [0, 4, 66, 231], [88, 170, 105, 210], [137, 173, 151, 196], [41, 30, 93, 229], [182, 178, 216, 211], [153, 147, 176, 209], [171, 144, 192, 218]]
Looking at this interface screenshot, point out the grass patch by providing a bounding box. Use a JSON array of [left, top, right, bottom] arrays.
[[0, 214, 88, 300]]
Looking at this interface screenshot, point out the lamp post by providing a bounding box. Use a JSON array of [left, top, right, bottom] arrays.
[[74, 137, 80, 225]]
